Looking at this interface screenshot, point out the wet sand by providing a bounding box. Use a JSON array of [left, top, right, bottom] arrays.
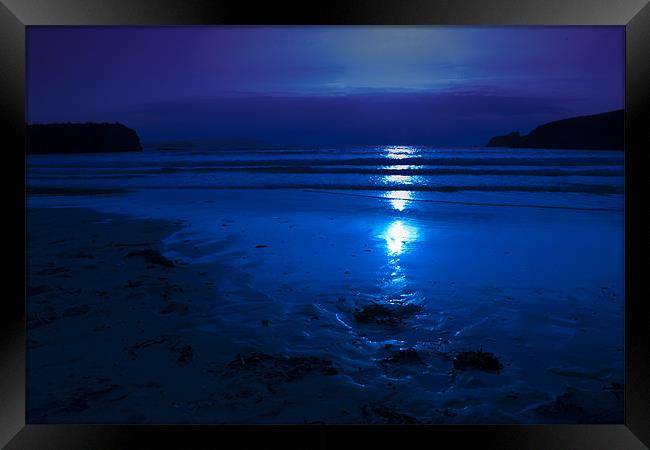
[[26, 201, 624, 424], [27, 207, 367, 423]]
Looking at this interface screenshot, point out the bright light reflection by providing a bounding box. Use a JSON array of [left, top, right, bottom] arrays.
[[381, 174, 424, 189], [383, 220, 418, 256], [383, 164, 423, 171], [384, 146, 420, 160], [384, 174, 412, 185], [384, 190, 413, 211]]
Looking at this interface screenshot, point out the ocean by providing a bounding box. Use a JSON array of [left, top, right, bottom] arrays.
[[27, 146, 624, 207]]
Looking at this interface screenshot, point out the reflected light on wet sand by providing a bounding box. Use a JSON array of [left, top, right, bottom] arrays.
[[384, 190, 413, 211], [383, 219, 418, 256]]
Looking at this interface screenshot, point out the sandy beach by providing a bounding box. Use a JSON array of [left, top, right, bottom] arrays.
[[26, 182, 624, 423]]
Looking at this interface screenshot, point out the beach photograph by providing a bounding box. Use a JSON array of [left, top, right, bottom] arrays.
[[26, 26, 624, 424]]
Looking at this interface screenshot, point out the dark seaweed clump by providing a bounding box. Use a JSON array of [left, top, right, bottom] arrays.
[[452, 348, 503, 373], [125, 249, 175, 268], [353, 303, 422, 326], [380, 349, 424, 365], [123, 337, 192, 365]]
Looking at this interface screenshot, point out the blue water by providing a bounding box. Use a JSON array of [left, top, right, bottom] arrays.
[[27, 146, 624, 209]]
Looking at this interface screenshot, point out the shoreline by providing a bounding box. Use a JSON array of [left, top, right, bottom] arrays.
[[26, 204, 624, 424]]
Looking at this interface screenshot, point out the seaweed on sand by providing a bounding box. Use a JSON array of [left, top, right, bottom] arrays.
[[379, 348, 425, 365], [125, 249, 175, 268], [452, 347, 503, 373], [353, 303, 423, 326], [123, 337, 193, 365]]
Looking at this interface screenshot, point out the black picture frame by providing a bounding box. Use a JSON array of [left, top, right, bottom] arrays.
[[1, 1, 648, 448]]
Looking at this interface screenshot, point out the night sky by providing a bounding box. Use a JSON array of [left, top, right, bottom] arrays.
[[27, 26, 624, 146]]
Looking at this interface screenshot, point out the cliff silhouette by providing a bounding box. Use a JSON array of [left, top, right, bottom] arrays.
[[27, 123, 143, 154], [487, 110, 623, 150]]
